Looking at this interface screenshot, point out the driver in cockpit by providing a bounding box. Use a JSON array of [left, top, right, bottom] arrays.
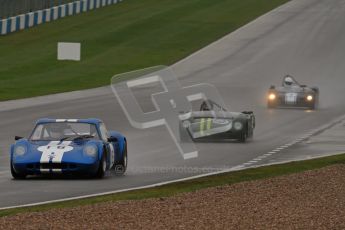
[[282, 75, 298, 87]]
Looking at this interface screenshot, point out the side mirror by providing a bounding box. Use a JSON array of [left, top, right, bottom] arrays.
[[15, 136, 23, 141], [269, 85, 275, 89], [107, 136, 118, 142]]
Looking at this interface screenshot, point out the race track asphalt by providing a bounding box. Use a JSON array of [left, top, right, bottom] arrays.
[[1, 0, 345, 207]]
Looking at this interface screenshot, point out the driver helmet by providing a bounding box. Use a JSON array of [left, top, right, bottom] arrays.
[[48, 123, 70, 139], [284, 76, 294, 86], [200, 100, 213, 111]]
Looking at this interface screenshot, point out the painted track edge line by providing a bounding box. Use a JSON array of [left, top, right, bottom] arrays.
[[242, 113, 345, 166], [2, 151, 345, 211], [2, 114, 345, 211], [0, 165, 246, 211]]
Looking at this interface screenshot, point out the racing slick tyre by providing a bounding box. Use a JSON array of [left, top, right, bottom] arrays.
[[95, 154, 107, 179], [114, 143, 127, 175], [10, 161, 26, 179], [238, 131, 247, 143]]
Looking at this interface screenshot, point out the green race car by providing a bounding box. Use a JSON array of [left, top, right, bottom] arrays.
[[179, 100, 255, 142]]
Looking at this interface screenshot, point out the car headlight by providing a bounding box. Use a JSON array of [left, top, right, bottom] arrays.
[[268, 93, 276, 100], [306, 95, 313, 101], [84, 145, 98, 158], [14, 145, 26, 156], [234, 122, 243, 130]]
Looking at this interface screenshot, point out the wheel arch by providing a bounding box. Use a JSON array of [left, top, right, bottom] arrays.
[[93, 141, 106, 161], [109, 131, 126, 153]]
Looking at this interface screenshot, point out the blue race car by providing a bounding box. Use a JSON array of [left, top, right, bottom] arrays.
[[10, 118, 127, 179]]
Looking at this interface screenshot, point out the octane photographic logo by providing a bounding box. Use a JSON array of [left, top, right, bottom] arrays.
[[111, 66, 227, 160]]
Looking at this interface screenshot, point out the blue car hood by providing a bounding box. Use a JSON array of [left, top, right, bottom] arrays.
[[15, 140, 99, 164]]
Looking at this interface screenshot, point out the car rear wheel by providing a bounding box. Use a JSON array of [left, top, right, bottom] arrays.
[[11, 162, 26, 180], [114, 142, 127, 175]]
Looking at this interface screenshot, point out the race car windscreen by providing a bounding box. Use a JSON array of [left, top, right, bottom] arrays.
[[30, 122, 100, 141]]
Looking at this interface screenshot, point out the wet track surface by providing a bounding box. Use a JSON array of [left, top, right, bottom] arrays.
[[1, 0, 345, 207]]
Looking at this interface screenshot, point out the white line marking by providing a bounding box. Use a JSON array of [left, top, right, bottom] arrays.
[[232, 112, 345, 178], [253, 157, 265, 161], [235, 113, 345, 184], [230, 165, 245, 170], [0, 162, 257, 211], [0, 0, 343, 211], [5, 150, 344, 211], [127, 75, 160, 88]]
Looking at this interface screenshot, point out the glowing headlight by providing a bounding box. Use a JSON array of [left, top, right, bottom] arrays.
[[306, 95, 313, 101], [84, 145, 98, 157], [268, 93, 276, 100], [234, 122, 243, 130], [14, 145, 26, 156]]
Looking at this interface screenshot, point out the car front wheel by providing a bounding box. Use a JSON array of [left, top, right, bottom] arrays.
[[11, 161, 26, 180], [238, 132, 247, 143]]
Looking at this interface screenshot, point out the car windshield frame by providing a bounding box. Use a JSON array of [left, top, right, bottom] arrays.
[[29, 122, 101, 141]]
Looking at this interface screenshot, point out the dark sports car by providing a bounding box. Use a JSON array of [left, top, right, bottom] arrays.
[[179, 100, 255, 142], [267, 75, 319, 109]]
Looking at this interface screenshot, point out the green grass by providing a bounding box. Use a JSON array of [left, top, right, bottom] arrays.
[[0, 153, 344, 218], [0, 0, 290, 100]]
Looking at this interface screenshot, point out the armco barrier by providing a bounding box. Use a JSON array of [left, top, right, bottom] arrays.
[[0, 0, 123, 35]]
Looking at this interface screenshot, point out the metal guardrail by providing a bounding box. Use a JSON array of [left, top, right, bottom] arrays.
[[0, 0, 123, 35], [0, 0, 76, 19]]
